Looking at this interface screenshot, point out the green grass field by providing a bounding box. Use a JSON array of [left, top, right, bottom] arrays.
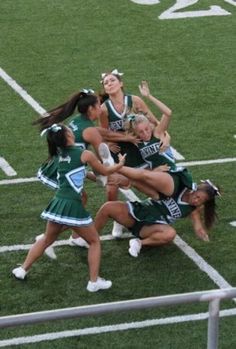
[[0, 0, 236, 347]]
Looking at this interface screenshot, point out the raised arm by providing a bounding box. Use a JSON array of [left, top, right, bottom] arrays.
[[139, 81, 172, 136], [132, 95, 158, 126]]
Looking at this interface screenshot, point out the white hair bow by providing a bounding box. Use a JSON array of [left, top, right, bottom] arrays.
[[40, 124, 62, 137], [81, 88, 95, 94], [101, 69, 124, 81], [201, 179, 221, 197]]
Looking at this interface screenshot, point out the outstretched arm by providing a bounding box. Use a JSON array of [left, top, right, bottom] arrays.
[[190, 208, 210, 242], [81, 150, 126, 176]]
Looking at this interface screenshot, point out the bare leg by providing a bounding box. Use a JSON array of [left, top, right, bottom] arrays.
[[95, 201, 135, 233], [140, 224, 176, 246], [131, 179, 160, 199], [23, 221, 61, 271], [106, 174, 130, 201], [73, 224, 101, 282], [119, 166, 175, 197]]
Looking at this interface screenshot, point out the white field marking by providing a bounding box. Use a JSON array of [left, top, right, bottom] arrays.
[[0, 157, 17, 176], [0, 233, 132, 253], [177, 157, 236, 167], [2, 232, 235, 303], [230, 221, 236, 227], [224, 0, 236, 6], [0, 307, 236, 348], [170, 146, 185, 160], [1, 156, 236, 186], [0, 67, 184, 160], [0, 67, 46, 115], [174, 236, 234, 293], [0, 177, 38, 185]]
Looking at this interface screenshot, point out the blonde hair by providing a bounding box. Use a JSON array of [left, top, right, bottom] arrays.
[[123, 113, 149, 134]]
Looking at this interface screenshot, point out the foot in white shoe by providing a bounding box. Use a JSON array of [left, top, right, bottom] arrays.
[[69, 236, 89, 248], [128, 238, 142, 257], [112, 221, 123, 238], [98, 143, 114, 166], [87, 277, 112, 292], [35, 234, 57, 260], [12, 266, 27, 280]]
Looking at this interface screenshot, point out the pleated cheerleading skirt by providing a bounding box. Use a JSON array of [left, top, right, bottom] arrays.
[[41, 196, 93, 227]]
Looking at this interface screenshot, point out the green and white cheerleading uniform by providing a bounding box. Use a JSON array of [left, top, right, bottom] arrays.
[[41, 146, 92, 227], [37, 114, 94, 189], [137, 134, 193, 196], [104, 95, 145, 168], [127, 186, 196, 238], [137, 135, 175, 170]]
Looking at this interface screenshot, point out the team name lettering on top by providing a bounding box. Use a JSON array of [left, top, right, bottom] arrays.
[[162, 198, 182, 219], [140, 142, 161, 159], [69, 121, 78, 131], [109, 120, 124, 131], [59, 155, 71, 164]]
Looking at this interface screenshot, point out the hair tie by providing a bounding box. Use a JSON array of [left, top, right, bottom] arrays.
[[100, 69, 124, 83], [200, 179, 221, 197], [40, 124, 62, 137]]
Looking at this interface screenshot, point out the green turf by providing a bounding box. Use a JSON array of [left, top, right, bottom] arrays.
[[0, 0, 236, 347]]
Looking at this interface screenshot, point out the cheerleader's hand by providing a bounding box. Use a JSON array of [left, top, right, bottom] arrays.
[[138, 81, 151, 97], [108, 142, 121, 154], [195, 228, 210, 242], [118, 153, 126, 165]]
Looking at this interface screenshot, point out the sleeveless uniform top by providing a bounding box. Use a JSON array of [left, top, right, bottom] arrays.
[[68, 114, 94, 150], [127, 186, 196, 237], [37, 114, 94, 189], [104, 95, 145, 168], [104, 95, 132, 132], [137, 134, 176, 170], [41, 146, 92, 227]]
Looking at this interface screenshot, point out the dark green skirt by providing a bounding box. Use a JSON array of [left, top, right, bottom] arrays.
[[41, 196, 93, 227]]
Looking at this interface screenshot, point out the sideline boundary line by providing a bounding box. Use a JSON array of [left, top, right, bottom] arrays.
[[1, 233, 234, 297], [0, 307, 235, 347]]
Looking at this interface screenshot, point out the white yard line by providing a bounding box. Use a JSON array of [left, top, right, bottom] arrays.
[[0, 157, 17, 176], [1, 157, 236, 186], [177, 157, 236, 167], [0, 307, 235, 347], [1, 233, 234, 303], [0, 67, 46, 115]]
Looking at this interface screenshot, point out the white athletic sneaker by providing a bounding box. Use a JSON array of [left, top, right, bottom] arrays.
[[35, 234, 57, 260], [119, 188, 141, 202], [12, 266, 27, 280], [98, 143, 114, 166], [87, 277, 112, 292], [128, 238, 142, 257], [112, 221, 124, 238], [69, 236, 89, 248]]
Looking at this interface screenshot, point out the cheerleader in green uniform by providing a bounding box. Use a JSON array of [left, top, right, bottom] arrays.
[[95, 174, 221, 257], [12, 124, 126, 292], [35, 89, 135, 251], [99, 70, 172, 236]]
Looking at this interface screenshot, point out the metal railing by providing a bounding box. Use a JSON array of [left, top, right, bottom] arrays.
[[0, 288, 236, 349]]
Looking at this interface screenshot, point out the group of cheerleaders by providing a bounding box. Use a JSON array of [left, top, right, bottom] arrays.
[[12, 69, 221, 292]]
